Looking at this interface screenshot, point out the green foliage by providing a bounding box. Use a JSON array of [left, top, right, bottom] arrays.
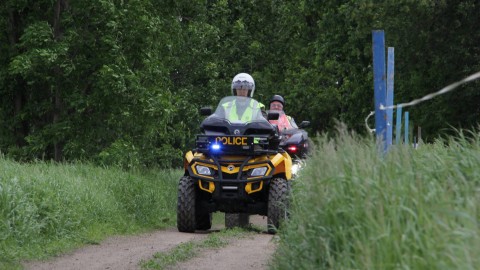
[[272, 128, 480, 269], [0, 158, 180, 264], [1, 1, 479, 166]]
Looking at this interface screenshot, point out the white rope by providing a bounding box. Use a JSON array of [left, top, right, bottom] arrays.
[[379, 71, 480, 110], [365, 70, 480, 133], [365, 111, 375, 133]]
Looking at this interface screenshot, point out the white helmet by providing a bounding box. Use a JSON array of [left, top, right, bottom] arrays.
[[231, 73, 255, 97]]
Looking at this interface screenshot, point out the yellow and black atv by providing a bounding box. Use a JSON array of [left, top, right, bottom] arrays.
[[177, 96, 292, 234]]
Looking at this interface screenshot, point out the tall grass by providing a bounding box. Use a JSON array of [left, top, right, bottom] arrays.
[[0, 159, 180, 266], [273, 128, 480, 269]]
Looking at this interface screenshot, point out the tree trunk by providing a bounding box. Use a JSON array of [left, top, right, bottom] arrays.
[[8, 9, 28, 147], [52, 0, 69, 161]]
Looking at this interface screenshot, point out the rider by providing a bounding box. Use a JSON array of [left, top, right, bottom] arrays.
[[268, 95, 295, 131], [222, 73, 265, 122]]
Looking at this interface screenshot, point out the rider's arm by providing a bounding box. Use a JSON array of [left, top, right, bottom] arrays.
[[287, 115, 298, 129]]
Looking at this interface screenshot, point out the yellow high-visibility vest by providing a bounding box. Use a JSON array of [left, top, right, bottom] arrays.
[[223, 99, 262, 122]]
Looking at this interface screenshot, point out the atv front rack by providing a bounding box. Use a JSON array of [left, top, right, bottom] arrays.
[[195, 135, 280, 156]]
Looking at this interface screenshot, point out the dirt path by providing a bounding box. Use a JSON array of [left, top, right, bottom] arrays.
[[23, 216, 276, 270], [174, 232, 275, 270]]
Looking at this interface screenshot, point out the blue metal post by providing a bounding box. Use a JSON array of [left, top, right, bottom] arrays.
[[395, 105, 402, 144], [386, 47, 395, 146], [404, 111, 409, 145], [372, 30, 387, 151]]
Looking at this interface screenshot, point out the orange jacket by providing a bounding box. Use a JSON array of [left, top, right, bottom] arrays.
[[269, 112, 292, 131]]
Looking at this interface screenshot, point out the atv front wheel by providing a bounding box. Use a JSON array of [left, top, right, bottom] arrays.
[[177, 176, 196, 232], [225, 213, 249, 228], [267, 178, 290, 234]]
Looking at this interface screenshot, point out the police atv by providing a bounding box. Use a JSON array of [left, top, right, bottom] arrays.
[[177, 96, 293, 234]]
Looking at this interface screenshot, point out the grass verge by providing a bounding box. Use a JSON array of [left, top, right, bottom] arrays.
[[0, 159, 181, 267], [272, 128, 480, 269]]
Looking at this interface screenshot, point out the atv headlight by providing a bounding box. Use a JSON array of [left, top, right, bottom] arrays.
[[196, 165, 212, 176], [292, 163, 301, 176], [251, 167, 268, 177]]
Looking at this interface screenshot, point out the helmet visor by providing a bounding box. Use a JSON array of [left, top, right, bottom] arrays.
[[232, 80, 254, 91]]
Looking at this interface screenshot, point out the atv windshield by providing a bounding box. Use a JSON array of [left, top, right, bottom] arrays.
[[212, 96, 265, 124], [201, 96, 276, 136]]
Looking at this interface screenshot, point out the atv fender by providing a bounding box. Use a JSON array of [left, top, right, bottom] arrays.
[[270, 152, 293, 180], [184, 151, 194, 170]]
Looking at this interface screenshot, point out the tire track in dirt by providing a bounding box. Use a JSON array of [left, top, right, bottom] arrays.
[[173, 215, 276, 270], [23, 228, 208, 270], [23, 216, 276, 270], [174, 232, 275, 270]]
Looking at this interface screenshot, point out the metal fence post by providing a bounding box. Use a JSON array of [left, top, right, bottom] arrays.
[[395, 105, 402, 144], [386, 47, 395, 146], [372, 30, 387, 152], [404, 111, 409, 144]]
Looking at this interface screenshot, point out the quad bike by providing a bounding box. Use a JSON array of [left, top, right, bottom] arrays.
[[177, 96, 292, 234], [276, 113, 311, 160], [269, 110, 311, 176]]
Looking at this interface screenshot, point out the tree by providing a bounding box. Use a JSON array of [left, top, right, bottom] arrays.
[[1, 0, 479, 166]]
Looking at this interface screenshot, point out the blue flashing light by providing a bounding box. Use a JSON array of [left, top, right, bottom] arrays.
[[211, 144, 221, 151]]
